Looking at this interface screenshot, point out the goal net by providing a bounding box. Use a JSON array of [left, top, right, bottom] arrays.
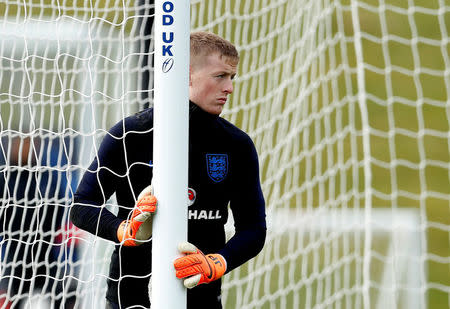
[[0, 0, 449, 308]]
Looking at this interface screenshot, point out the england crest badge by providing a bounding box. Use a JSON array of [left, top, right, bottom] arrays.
[[206, 154, 228, 183]]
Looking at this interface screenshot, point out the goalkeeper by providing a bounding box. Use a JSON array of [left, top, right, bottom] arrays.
[[71, 31, 266, 309]]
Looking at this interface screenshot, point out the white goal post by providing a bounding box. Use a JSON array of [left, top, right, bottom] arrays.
[[151, 0, 189, 308], [1, 1, 449, 309]]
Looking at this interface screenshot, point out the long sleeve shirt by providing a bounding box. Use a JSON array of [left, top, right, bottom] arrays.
[[71, 102, 266, 308]]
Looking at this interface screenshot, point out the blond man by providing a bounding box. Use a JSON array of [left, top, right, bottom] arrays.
[[71, 32, 266, 308]]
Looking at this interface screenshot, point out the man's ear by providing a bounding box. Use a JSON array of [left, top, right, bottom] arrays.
[[189, 66, 193, 86]]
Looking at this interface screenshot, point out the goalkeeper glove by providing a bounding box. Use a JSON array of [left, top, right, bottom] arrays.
[[174, 242, 227, 289], [117, 185, 156, 246]]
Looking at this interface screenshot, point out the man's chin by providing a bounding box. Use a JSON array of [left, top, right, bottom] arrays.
[[206, 105, 223, 116], [213, 107, 223, 115], [193, 102, 223, 115]]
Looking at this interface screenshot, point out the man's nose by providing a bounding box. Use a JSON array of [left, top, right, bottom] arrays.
[[224, 79, 233, 94]]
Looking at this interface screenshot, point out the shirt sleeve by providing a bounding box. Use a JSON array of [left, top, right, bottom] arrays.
[[218, 134, 266, 272], [70, 121, 128, 242]]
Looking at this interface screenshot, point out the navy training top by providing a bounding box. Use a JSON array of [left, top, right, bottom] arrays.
[[71, 102, 266, 308]]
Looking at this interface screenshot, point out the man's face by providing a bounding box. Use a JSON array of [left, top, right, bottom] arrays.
[[189, 53, 238, 115]]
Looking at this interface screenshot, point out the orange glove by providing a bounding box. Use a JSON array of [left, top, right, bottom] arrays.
[[174, 242, 227, 289], [117, 185, 156, 246]]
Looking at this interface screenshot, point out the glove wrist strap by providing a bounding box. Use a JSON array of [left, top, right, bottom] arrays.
[[207, 253, 227, 280]]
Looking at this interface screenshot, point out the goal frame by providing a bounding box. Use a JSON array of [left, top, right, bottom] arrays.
[[151, 0, 190, 308]]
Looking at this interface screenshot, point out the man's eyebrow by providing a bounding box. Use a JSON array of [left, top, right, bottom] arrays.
[[213, 69, 237, 75]]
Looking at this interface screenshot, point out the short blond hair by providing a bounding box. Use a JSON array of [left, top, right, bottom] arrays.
[[190, 31, 239, 67]]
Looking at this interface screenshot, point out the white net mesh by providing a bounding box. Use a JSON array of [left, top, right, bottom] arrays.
[[1, 0, 449, 308]]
